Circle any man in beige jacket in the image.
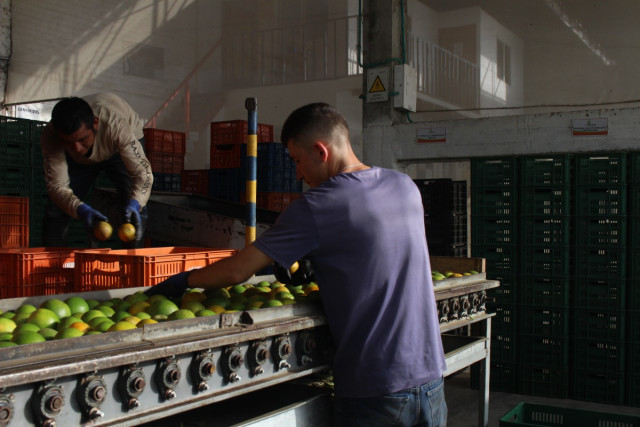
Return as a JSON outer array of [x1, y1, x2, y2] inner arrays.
[[41, 92, 153, 247]]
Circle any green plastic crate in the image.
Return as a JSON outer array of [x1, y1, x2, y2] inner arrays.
[[500, 402, 640, 426]]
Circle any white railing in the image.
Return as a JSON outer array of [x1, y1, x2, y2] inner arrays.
[[407, 33, 479, 109]]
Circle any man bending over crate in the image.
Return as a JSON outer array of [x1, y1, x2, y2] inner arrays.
[[41, 93, 153, 248]]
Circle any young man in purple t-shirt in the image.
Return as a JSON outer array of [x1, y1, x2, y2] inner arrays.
[[147, 103, 447, 426]]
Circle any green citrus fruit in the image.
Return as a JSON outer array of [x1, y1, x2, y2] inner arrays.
[[246, 300, 264, 310], [167, 309, 196, 321], [196, 309, 216, 317], [125, 291, 149, 304], [0, 332, 13, 341], [204, 295, 230, 309], [96, 305, 115, 318], [27, 308, 60, 329], [135, 311, 151, 320], [86, 299, 100, 309], [95, 319, 116, 333], [88, 316, 112, 329], [0, 317, 17, 333], [64, 296, 90, 315], [0, 341, 17, 347], [15, 304, 37, 316], [0, 311, 15, 319], [227, 302, 246, 311], [12, 331, 46, 345], [81, 309, 107, 323], [55, 327, 85, 340], [263, 299, 284, 308], [229, 284, 246, 295], [181, 301, 205, 313], [128, 301, 150, 315], [40, 299, 71, 319], [15, 322, 41, 334], [57, 316, 83, 331], [137, 318, 158, 326], [38, 328, 58, 340], [108, 321, 137, 332], [147, 299, 179, 317]]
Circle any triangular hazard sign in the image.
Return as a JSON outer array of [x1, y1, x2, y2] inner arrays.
[[369, 76, 386, 93]]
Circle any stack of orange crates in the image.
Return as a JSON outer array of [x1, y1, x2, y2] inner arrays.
[[143, 128, 186, 192]]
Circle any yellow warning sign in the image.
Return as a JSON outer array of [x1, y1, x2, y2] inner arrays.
[[369, 76, 386, 93]]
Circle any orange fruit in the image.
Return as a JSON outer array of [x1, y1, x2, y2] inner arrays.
[[69, 321, 91, 333], [118, 223, 136, 242], [137, 318, 158, 326], [93, 221, 113, 241]]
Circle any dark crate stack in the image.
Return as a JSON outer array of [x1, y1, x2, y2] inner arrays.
[[414, 179, 467, 257], [518, 156, 572, 399], [470, 158, 520, 393], [629, 152, 640, 407], [0, 117, 50, 247], [208, 121, 302, 211], [572, 154, 627, 405], [471, 153, 639, 407]]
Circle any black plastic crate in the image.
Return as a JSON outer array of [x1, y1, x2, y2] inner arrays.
[[628, 309, 640, 344], [572, 338, 625, 373], [472, 244, 518, 276], [519, 275, 570, 308], [520, 216, 571, 247], [575, 216, 627, 247], [472, 216, 517, 246], [486, 303, 517, 335], [573, 308, 625, 342], [574, 246, 627, 279], [570, 369, 625, 406], [521, 155, 573, 187], [520, 335, 569, 367], [521, 187, 571, 216], [520, 245, 571, 278], [519, 306, 569, 337], [471, 157, 519, 188], [575, 153, 627, 186], [491, 332, 518, 364], [487, 274, 518, 306], [575, 186, 627, 217], [470, 361, 518, 394], [518, 364, 569, 399], [574, 277, 626, 311], [471, 188, 518, 216]]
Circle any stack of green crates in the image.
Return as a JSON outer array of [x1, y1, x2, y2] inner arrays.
[[629, 152, 640, 407], [518, 156, 572, 398], [572, 154, 627, 405], [471, 157, 519, 393]]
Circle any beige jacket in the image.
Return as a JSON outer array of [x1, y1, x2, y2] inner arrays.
[[42, 92, 153, 218]]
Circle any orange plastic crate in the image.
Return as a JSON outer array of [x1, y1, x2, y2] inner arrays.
[[181, 169, 210, 195], [143, 128, 186, 153], [74, 247, 237, 292], [0, 248, 81, 298], [0, 196, 29, 248], [210, 120, 274, 145]]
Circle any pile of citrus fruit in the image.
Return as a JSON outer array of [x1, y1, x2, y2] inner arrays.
[[0, 280, 320, 347]]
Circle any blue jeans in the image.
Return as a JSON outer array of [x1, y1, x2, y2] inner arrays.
[[333, 376, 448, 426]]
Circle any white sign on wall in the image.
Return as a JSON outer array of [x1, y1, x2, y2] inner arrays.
[[572, 118, 608, 136], [417, 127, 447, 143]]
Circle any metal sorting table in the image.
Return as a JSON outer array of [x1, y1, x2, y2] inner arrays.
[[0, 272, 497, 427], [435, 272, 499, 427]]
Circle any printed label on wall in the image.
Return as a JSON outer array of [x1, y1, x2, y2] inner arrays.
[[417, 127, 447, 143], [572, 118, 608, 136]]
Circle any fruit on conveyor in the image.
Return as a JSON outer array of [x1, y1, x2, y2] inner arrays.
[[431, 270, 480, 281], [0, 280, 320, 348]]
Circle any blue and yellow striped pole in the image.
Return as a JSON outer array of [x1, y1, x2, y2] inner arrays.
[[245, 97, 258, 247]]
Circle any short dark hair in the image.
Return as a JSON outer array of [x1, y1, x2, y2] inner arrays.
[[51, 97, 95, 135], [280, 102, 349, 147]]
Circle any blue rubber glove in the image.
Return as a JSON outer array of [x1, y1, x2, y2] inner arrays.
[[274, 259, 315, 286], [124, 199, 142, 241], [145, 271, 190, 298], [77, 203, 108, 230]]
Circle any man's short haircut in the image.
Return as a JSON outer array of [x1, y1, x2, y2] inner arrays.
[[51, 97, 95, 135], [280, 102, 349, 148]]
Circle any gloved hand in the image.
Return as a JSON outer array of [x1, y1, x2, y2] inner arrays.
[[124, 199, 142, 242], [77, 203, 108, 230], [274, 259, 315, 287], [144, 271, 190, 298]]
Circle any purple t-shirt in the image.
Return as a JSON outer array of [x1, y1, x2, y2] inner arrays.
[[253, 167, 446, 398]]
